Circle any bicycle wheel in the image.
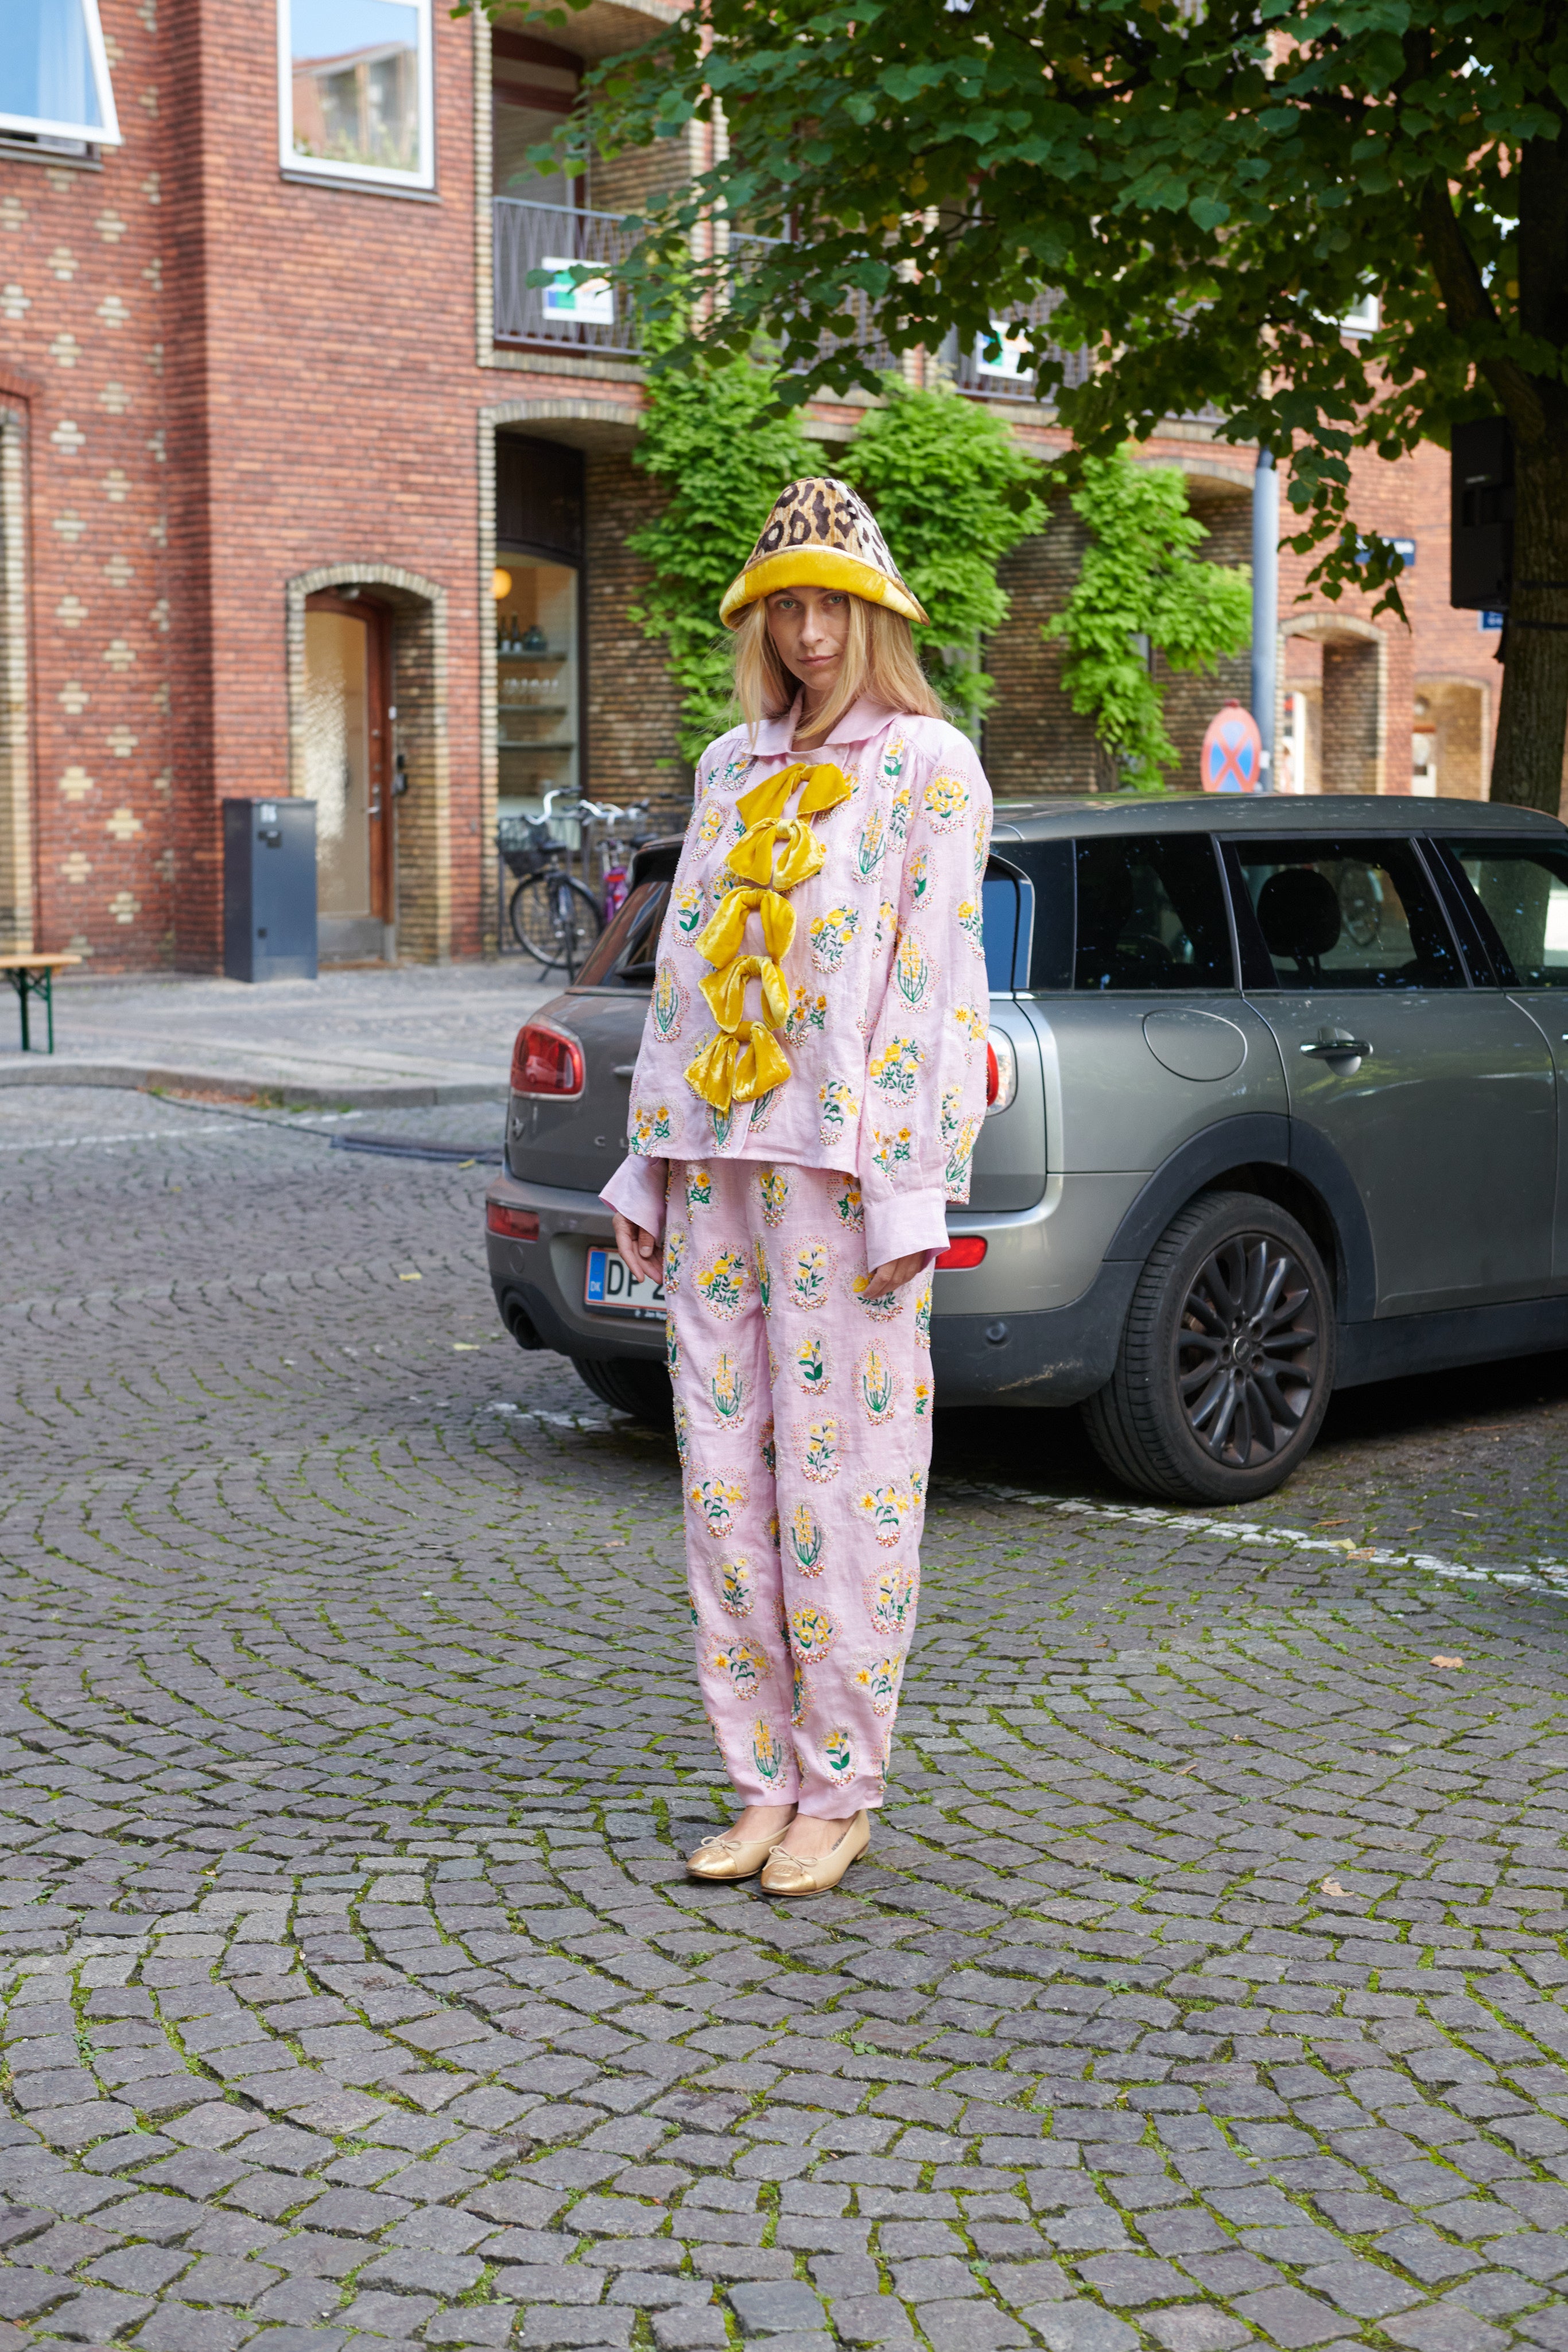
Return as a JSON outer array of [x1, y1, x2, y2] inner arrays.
[[510, 873, 601, 971]]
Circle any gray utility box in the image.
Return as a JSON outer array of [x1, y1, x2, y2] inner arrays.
[[223, 797, 318, 982]]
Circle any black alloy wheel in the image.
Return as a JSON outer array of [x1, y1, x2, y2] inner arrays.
[[1082, 1189, 1336, 1504]]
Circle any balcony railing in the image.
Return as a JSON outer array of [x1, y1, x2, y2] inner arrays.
[[494, 199, 644, 355], [492, 200, 1161, 413]]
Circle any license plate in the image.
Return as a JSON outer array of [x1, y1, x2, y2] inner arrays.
[[584, 1245, 665, 1317]]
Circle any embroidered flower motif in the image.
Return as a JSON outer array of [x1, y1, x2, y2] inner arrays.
[[752, 1237, 771, 1315], [872, 897, 899, 956], [857, 1346, 897, 1425], [715, 1556, 755, 1616], [888, 781, 912, 845], [973, 806, 992, 876], [651, 961, 685, 1041], [795, 1336, 829, 1394], [864, 1559, 919, 1637], [880, 732, 907, 785], [945, 1117, 981, 1194], [789, 1605, 838, 1664], [673, 1392, 689, 1469], [833, 1179, 864, 1230], [925, 773, 970, 831], [800, 1420, 840, 1484], [784, 986, 829, 1043], [855, 1653, 903, 1716], [747, 1085, 781, 1137], [788, 1239, 832, 1313], [850, 1270, 904, 1321], [791, 1656, 810, 1726], [696, 1248, 748, 1321], [915, 1283, 933, 1347], [665, 1315, 680, 1378], [857, 1481, 911, 1546], [855, 806, 886, 881], [672, 883, 705, 938], [913, 1376, 933, 1418], [631, 1102, 672, 1156], [823, 1725, 855, 1783], [686, 1165, 713, 1215], [710, 1352, 747, 1425], [712, 1637, 769, 1698], [760, 1417, 776, 1476], [908, 848, 931, 905], [871, 1126, 914, 1179], [662, 1228, 687, 1293], [788, 1502, 825, 1575], [952, 1002, 988, 1053], [710, 1101, 735, 1148], [809, 906, 860, 972], [752, 1717, 788, 1786], [695, 797, 731, 851], [895, 932, 934, 1008], [818, 1077, 858, 1148], [869, 1035, 923, 1100], [689, 1472, 748, 1539], [957, 899, 985, 958], [758, 1166, 791, 1227]]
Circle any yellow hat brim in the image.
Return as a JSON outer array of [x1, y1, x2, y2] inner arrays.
[[719, 546, 929, 630]]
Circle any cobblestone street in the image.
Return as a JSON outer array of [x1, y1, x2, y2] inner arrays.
[[5, 1084, 1568, 2352]]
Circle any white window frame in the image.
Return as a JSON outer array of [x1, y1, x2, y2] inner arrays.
[[277, 0, 435, 193], [0, 0, 122, 147]]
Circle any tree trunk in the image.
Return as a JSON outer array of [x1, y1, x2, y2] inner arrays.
[[1489, 425, 1568, 815]]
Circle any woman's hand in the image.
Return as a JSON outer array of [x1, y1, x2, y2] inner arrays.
[[860, 1251, 927, 1303], [612, 1211, 663, 1283]]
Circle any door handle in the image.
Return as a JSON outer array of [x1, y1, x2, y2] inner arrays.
[[1300, 1038, 1372, 1058]]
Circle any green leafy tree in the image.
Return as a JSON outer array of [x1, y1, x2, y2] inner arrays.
[[1045, 453, 1252, 790], [539, 0, 1568, 813], [626, 349, 813, 764], [835, 378, 1046, 726]]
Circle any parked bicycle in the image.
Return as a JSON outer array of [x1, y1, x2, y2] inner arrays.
[[497, 794, 603, 975], [577, 798, 650, 923]]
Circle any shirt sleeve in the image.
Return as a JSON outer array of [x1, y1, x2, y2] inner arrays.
[[856, 737, 993, 1271], [601, 1153, 668, 1242]]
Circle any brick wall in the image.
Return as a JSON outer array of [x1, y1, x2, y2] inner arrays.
[[584, 447, 689, 828]]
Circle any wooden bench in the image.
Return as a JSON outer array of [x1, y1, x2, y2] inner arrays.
[[0, 952, 83, 1053]]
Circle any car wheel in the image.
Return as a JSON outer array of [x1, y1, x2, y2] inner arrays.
[[571, 1354, 674, 1428], [1082, 1189, 1335, 1504]]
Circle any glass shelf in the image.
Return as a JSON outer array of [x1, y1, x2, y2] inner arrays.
[[498, 646, 568, 662]]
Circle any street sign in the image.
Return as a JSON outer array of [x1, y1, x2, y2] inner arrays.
[[1201, 702, 1264, 793]]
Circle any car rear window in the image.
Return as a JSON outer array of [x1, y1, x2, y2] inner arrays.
[[1440, 840, 1568, 988], [572, 876, 668, 987], [1231, 838, 1464, 991]]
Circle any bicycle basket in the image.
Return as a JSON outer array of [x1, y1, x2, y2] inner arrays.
[[496, 816, 550, 879]]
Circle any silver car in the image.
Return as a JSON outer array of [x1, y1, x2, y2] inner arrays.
[[486, 793, 1568, 1504]]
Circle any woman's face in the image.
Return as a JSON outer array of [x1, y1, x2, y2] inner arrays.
[[765, 584, 851, 702]]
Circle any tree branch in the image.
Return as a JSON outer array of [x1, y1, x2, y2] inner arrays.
[[1417, 175, 1546, 443]]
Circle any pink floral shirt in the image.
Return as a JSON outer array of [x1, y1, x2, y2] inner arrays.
[[601, 696, 993, 1268]]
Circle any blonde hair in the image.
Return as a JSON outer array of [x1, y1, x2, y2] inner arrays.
[[731, 594, 945, 743]]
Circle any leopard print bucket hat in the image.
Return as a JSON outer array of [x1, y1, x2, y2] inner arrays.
[[718, 476, 930, 629]]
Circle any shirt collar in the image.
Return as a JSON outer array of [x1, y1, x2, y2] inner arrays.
[[749, 695, 900, 762]]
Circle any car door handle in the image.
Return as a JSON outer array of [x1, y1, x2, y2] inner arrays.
[[1300, 1038, 1372, 1058]]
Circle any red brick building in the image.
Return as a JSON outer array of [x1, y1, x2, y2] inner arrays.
[[0, 0, 1509, 974]]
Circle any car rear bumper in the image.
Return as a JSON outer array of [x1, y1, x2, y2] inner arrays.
[[485, 1169, 1136, 1403]]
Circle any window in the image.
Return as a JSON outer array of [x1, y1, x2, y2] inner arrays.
[[1073, 835, 1233, 992], [1232, 839, 1464, 991], [573, 876, 670, 988], [1, 0, 121, 148], [492, 30, 579, 209], [1443, 841, 1568, 989], [278, 0, 433, 191]]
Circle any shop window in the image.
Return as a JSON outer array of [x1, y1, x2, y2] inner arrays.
[[279, 0, 434, 192], [1, 0, 121, 150], [495, 435, 584, 821], [492, 29, 580, 209]]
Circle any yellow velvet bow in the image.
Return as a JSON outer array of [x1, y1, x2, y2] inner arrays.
[[727, 762, 853, 890], [684, 760, 852, 1114], [701, 953, 790, 1033], [695, 886, 796, 966], [685, 1020, 791, 1107]]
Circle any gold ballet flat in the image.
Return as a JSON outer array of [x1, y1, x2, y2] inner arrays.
[[759, 1811, 870, 1897], [686, 1823, 793, 1881]]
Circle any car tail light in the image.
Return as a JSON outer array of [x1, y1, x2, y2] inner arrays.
[[934, 1236, 987, 1270], [487, 1203, 540, 1242], [985, 1033, 1017, 1113], [511, 1022, 584, 1097]]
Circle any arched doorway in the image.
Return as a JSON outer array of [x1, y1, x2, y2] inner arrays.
[[302, 590, 393, 962]]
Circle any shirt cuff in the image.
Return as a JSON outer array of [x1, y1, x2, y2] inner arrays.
[[601, 1154, 667, 1243], [863, 1188, 950, 1271]]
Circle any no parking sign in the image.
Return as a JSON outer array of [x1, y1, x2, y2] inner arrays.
[[1201, 701, 1264, 792]]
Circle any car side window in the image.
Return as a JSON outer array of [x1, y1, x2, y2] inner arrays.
[[1441, 841, 1568, 989], [572, 876, 669, 986], [1232, 839, 1464, 991], [1073, 835, 1233, 991]]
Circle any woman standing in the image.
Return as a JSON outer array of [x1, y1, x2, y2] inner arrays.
[[603, 478, 992, 1896]]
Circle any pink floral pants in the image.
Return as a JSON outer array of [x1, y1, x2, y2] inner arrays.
[[663, 1157, 934, 1817]]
